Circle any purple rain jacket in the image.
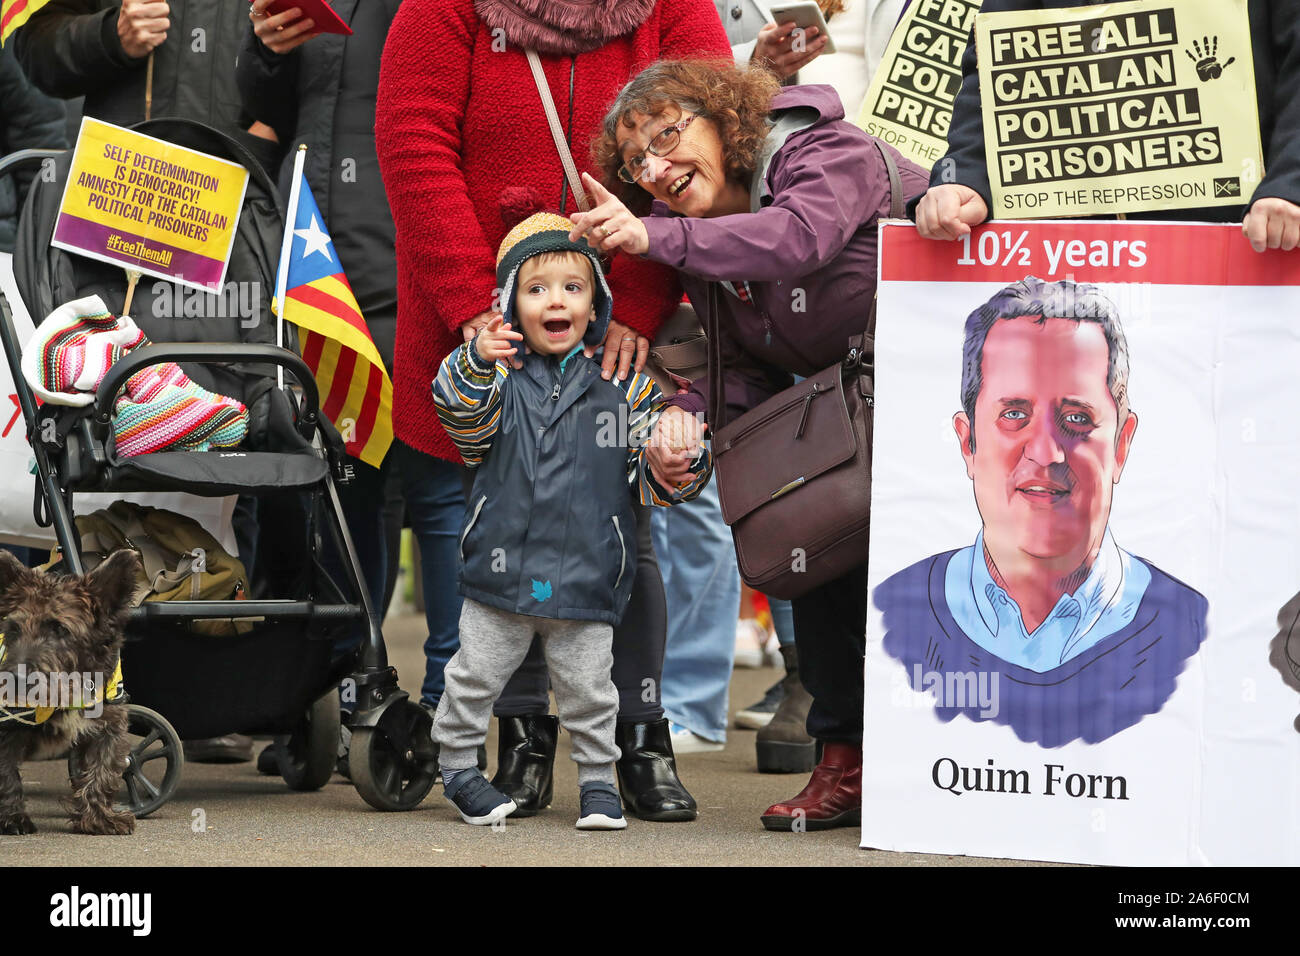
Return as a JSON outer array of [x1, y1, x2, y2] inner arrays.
[[641, 84, 930, 424]]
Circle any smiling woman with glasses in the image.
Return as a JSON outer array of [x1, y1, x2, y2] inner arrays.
[[574, 57, 932, 835], [618, 114, 695, 184]]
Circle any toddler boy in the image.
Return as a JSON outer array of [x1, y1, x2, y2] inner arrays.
[[431, 212, 711, 828]]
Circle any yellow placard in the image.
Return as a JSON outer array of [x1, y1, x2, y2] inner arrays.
[[976, 0, 1263, 218], [856, 0, 981, 170], [51, 117, 249, 292]]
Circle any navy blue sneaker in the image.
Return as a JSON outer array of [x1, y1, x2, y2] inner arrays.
[[444, 768, 517, 826], [576, 781, 627, 830]]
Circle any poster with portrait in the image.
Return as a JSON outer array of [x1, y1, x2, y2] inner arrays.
[[863, 221, 1300, 866]]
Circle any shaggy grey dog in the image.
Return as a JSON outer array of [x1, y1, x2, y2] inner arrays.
[[0, 549, 140, 835]]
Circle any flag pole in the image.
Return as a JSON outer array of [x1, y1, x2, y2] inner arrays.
[[144, 51, 153, 121], [274, 144, 307, 391], [120, 269, 141, 318]]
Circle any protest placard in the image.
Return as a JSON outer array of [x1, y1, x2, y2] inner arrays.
[[975, 0, 1263, 218], [51, 118, 249, 293], [856, 0, 979, 170], [863, 220, 1300, 865]]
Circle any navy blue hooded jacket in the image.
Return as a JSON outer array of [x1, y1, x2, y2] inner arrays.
[[433, 307, 711, 626]]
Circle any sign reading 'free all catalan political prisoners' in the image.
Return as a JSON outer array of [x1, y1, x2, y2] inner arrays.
[[856, 0, 981, 170], [976, 0, 1264, 219], [51, 117, 248, 292], [865, 221, 1300, 866]]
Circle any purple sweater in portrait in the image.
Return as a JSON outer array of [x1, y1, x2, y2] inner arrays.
[[875, 550, 1209, 748]]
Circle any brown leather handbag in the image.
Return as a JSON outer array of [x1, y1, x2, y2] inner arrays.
[[704, 138, 903, 600], [644, 303, 708, 393]]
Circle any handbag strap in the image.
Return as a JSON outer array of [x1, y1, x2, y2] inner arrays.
[[526, 49, 590, 212], [876, 137, 905, 221], [705, 136, 903, 432], [862, 137, 903, 346], [707, 282, 726, 431]]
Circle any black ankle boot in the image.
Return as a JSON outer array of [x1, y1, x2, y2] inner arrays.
[[490, 715, 557, 817], [615, 719, 698, 822]]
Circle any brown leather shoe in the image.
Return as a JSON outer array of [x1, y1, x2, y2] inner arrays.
[[759, 741, 861, 831]]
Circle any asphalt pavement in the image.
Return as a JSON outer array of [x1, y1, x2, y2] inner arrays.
[[4, 610, 1040, 867]]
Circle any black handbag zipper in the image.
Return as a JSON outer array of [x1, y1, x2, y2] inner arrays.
[[795, 382, 820, 438]]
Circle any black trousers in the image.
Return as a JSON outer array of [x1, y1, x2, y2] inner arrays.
[[456, 467, 669, 723], [790, 560, 869, 743]]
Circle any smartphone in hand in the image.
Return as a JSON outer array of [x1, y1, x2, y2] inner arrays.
[[264, 0, 352, 36], [764, 1, 837, 54]]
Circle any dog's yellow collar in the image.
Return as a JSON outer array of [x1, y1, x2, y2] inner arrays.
[[0, 633, 123, 724]]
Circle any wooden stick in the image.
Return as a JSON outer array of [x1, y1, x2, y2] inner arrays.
[[144, 51, 154, 122], [121, 270, 142, 319]]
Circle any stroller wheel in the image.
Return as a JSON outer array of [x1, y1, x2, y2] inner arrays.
[[279, 690, 341, 791], [350, 698, 438, 811], [68, 704, 184, 819]]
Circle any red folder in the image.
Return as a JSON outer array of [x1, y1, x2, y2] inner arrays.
[[264, 0, 352, 36]]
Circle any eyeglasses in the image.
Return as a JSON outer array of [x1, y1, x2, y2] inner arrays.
[[618, 114, 695, 185]]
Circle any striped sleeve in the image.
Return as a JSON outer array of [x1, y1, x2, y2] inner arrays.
[[431, 340, 510, 467], [620, 371, 713, 506]]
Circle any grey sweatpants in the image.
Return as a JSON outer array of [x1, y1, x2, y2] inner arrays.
[[433, 598, 619, 784]]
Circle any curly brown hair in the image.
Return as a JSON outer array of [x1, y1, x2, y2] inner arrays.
[[591, 59, 782, 215]]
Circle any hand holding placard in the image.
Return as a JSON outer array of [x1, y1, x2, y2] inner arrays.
[[1243, 197, 1300, 253], [915, 183, 990, 241], [116, 0, 169, 59]]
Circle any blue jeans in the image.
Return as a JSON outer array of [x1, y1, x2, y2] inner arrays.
[[652, 477, 741, 743], [770, 596, 795, 647], [393, 441, 466, 709]]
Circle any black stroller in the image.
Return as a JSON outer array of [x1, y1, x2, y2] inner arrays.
[[0, 120, 436, 814]]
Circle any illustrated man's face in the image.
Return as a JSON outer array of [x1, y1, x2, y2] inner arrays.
[[953, 316, 1138, 570]]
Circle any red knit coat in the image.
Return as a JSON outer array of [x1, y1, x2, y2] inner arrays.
[[375, 0, 731, 461]]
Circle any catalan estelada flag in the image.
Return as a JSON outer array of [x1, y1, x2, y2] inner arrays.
[[1, 0, 50, 44], [274, 148, 393, 469]]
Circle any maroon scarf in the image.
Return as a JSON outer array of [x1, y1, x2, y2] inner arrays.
[[474, 0, 657, 54]]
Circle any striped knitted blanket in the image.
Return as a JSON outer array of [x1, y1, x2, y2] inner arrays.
[[23, 295, 248, 457], [114, 361, 248, 456]]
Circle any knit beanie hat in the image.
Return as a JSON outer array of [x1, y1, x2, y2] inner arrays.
[[495, 212, 613, 347], [22, 295, 248, 456], [21, 295, 146, 407]]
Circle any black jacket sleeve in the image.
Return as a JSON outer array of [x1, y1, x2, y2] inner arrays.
[[1, 59, 67, 191], [235, 22, 301, 143], [13, 0, 144, 99], [1251, 0, 1300, 207], [0, 48, 68, 251], [0, 49, 68, 161]]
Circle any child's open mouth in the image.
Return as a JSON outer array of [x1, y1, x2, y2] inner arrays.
[[543, 319, 572, 339]]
